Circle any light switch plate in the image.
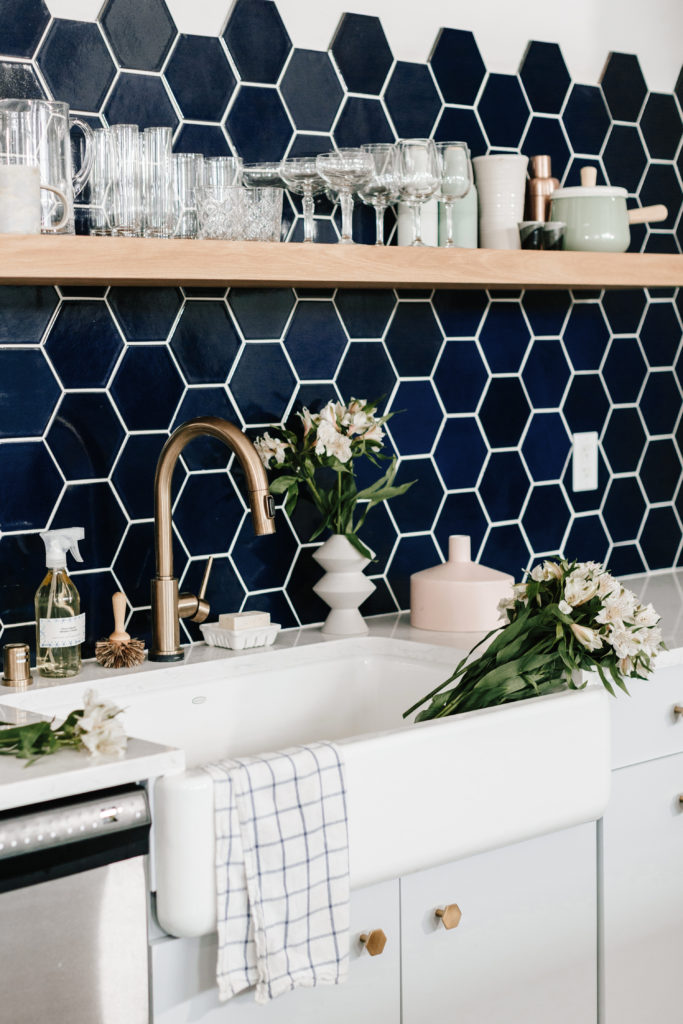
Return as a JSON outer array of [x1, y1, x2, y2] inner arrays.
[[572, 431, 599, 492]]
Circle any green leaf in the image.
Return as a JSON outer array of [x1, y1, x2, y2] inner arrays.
[[268, 475, 298, 494]]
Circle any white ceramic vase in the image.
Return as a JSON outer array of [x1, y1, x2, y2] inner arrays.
[[312, 534, 376, 636], [472, 154, 529, 249]]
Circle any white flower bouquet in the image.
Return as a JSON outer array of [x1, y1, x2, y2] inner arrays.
[[0, 689, 127, 765], [405, 559, 665, 721], [255, 398, 414, 558]]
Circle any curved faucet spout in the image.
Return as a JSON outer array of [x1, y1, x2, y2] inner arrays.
[[150, 416, 275, 662]]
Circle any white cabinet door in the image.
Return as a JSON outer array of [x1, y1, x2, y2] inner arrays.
[[601, 752, 683, 1024], [150, 878, 400, 1024], [401, 823, 597, 1024]]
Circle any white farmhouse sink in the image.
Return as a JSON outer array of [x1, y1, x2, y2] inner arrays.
[[3, 635, 611, 939]]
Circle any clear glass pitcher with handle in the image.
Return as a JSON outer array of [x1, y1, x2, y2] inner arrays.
[[0, 99, 93, 234]]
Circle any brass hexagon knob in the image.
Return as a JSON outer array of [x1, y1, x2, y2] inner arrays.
[[359, 929, 387, 956], [435, 904, 462, 929], [674, 705, 683, 715]]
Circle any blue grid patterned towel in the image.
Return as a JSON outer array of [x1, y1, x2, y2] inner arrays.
[[204, 742, 350, 1005]]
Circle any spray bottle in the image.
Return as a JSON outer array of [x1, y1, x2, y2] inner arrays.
[[35, 527, 85, 678]]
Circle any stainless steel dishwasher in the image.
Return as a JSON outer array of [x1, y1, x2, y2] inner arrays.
[[0, 784, 151, 1024]]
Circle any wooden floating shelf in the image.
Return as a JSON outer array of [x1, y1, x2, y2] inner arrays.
[[1, 235, 682, 290]]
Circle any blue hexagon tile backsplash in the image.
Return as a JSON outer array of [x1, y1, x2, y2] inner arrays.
[[1, 0, 683, 660]]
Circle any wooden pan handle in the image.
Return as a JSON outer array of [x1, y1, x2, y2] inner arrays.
[[628, 204, 668, 225], [110, 591, 131, 643]]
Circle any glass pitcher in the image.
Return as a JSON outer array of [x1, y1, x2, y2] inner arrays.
[[0, 99, 93, 234]]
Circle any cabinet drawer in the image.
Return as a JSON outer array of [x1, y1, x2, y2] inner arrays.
[[601, 751, 683, 1023], [610, 664, 683, 769], [150, 879, 400, 1024]]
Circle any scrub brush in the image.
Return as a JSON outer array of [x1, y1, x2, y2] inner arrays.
[[95, 591, 145, 669]]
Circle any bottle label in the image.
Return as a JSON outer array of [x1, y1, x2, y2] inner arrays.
[[39, 614, 86, 649]]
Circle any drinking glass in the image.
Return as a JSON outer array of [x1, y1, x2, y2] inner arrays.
[[279, 157, 325, 243], [396, 138, 440, 246], [88, 127, 113, 235], [242, 162, 284, 188], [241, 187, 283, 241], [110, 124, 142, 237], [172, 152, 204, 238], [204, 156, 242, 187], [358, 143, 399, 245], [195, 185, 243, 239], [436, 141, 472, 248], [142, 126, 173, 238], [315, 148, 373, 244]]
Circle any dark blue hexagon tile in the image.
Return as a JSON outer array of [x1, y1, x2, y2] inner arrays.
[[433, 107, 487, 157], [479, 302, 530, 374], [479, 378, 530, 449], [522, 484, 570, 553], [233, 510, 296, 591], [603, 125, 647, 195], [479, 451, 529, 523], [224, 0, 291, 84], [336, 341, 396, 413], [434, 417, 487, 489], [387, 534, 442, 610], [228, 288, 295, 339], [434, 340, 488, 414], [639, 303, 681, 367], [429, 28, 485, 106], [640, 93, 682, 161], [564, 515, 609, 564], [333, 96, 394, 149], [603, 476, 647, 543], [335, 289, 395, 339], [384, 62, 441, 139], [331, 13, 392, 95], [562, 374, 610, 434], [562, 303, 609, 371], [0, 533, 45, 624], [174, 124, 232, 157], [603, 408, 647, 473], [477, 74, 529, 149], [111, 346, 184, 431], [112, 432, 175, 521], [0, 60, 46, 99], [229, 342, 295, 423], [387, 381, 441, 457], [0, 349, 59, 438], [165, 34, 236, 122], [521, 338, 570, 409], [384, 302, 442, 377], [521, 117, 570, 182], [102, 0, 176, 71], [640, 371, 681, 436], [46, 393, 124, 481], [641, 507, 681, 570], [480, 523, 530, 580], [0, 441, 62, 531], [602, 338, 647, 403], [521, 412, 570, 481], [108, 287, 182, 342], [51, 482, 125, 570], [104, 72, 179, 132], [432, 290, 488, 337], [37, 20, 115, 112], [562, 85, 610, 155], [226, 85, 292, 163], [283, 301, 347, 380], [640, 164, 682, 230], [641, 439, 681, 503], [281, 49, 343, 132], [170, 301, 241, 384], [45, 301, 123, 388], [601, 52, 647, 122], [172, 388, 242, 470], [520, 41, 570, 115], [0, 0, 49, 58], [434, 491, 488, 563]]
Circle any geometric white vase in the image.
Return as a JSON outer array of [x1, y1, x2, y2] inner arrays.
[[312, 533, 376, 636]]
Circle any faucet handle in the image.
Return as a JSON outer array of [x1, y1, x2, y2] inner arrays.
[[178, 556, 214, 624]]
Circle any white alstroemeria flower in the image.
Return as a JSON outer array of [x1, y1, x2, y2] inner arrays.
[[318, 400, 345, 431], [570, 622, 603, 651], [362, 421, 385, 444], [606, 624, 642, 660], [316, 419, 352, 463], [564, 576, 599, 607], [512, 583, 529, 603], [638, 625, 662, 657], [596, 591, 636, 625], [558, 600, 573, 615], [618, 656, 634, 675], [298, 406, 315, 436], [497, 595, 516, 618], [78, 690, 127, 759], [596, 572, 619, 599], [530, 560, 563, 582], [633, 602, 660, 628], [254, 431, 290, 468]]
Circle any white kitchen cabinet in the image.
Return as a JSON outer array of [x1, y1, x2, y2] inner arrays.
[[601, 751, 683, 1023], [150, 878, 400, 1024], [401, 823, 598, 1024]]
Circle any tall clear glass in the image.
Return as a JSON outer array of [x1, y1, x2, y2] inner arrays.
[[358, 143, 399, 245], [315, 148, 373, 244], [204, 155, 242, 187], [110, 124, 142, 237], [88, 128, 113, 235], [436, 141, 472, 248], [280, 157, 325, 243], [142, 126, 173, 238], [172, 152, 204, 238], [396, 138, 440, 246]]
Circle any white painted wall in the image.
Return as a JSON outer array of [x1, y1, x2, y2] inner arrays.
[[44, 0, 683, 93]]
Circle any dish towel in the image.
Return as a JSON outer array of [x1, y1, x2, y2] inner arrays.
[[204, 742, 350, 1005]]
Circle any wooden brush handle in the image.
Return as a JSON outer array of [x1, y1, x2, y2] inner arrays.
[[110, 591, 131, 643]]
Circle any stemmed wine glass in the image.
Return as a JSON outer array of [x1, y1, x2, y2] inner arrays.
[[396, 138, 440, 246], [358, 143, 399, 245], [315, 148, 373, 244], [279, 157, 325, 243], [436, 141, 472, 248]]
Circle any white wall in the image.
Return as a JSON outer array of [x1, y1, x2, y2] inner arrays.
[[45, 0, 683, 93]]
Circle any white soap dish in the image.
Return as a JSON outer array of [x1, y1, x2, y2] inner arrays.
[[200, 622, 281, 651]]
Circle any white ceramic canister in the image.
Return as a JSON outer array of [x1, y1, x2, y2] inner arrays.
[[472, 154, 528, 249]]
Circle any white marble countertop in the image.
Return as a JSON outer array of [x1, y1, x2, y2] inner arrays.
[[1, 567, 680, 813]]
